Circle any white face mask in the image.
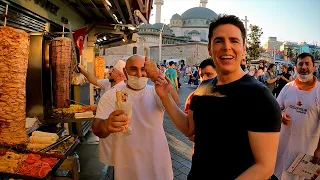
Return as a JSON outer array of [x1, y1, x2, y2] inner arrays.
[[297, 73, 313, 82], [127, 74, 148, 90]]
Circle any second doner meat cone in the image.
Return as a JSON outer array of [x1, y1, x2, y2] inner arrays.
[[51, 37, 72, 108], [0, 26, 29, 145]]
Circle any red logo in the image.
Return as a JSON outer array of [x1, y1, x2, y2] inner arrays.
[[297, 101, 302, 106]]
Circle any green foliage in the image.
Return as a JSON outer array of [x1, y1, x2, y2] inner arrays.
[[247, 24, 263, 60]]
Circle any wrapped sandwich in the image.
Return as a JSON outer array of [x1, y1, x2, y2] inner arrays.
[[115, 90, 132, 136]]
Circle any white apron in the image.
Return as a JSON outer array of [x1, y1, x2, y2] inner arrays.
[[275, 81, 320, 180]]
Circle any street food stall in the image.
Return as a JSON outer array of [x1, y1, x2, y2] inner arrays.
[[0, 0, 152, 179]]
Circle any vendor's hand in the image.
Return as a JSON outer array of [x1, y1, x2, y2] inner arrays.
[[103, 110, 130, 133], [311, 148, 320, 164], [145, 56, 161, 81], [280, 75, 285, 80], [77, 64, 84, 73], [90, 104, 97, 112], [282, 112, 291, 125], [155, 75, 172, 98]]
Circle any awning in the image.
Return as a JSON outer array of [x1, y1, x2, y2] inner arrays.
[[64, 0, 153, 46]]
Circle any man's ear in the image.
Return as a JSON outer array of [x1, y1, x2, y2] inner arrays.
[[243, 44, 247, 57], [208, 43, 212, 57]]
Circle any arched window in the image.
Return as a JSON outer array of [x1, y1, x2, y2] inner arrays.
[[184, 30, 189, 36], [201, 30, 206, 40], [133, 46, 137, 54], [188, 20, 191, 24]]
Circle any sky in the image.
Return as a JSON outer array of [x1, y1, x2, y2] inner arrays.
[[149, 0, 320, 45]]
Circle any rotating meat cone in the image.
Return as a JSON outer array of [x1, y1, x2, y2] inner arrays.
[[51, 37, 72, 108], [94, 56, 106, 79], [0, 26, 29, 145]]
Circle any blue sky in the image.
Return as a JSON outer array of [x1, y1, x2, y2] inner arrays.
[[149, 0, 320, 45]]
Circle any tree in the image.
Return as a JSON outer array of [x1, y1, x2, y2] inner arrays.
[[247, 24, 263, 61], [286, 47, 294, 59], [291, 49, 299, 64]]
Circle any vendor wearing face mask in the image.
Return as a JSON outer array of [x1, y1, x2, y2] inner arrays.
[[92, 55, 179, 180], [273, 53, 320, 180]]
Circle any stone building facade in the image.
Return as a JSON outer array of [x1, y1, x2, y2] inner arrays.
[[149, 43, 209, 65]]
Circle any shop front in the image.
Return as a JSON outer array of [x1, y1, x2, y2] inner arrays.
[[0, 0, 152, 179]]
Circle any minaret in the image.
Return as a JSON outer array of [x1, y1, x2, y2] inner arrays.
[[154, 0, 164, 23], [200, 0, 207, 8]]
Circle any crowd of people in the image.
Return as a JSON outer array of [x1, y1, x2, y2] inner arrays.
[[77, 14, 320, 180]]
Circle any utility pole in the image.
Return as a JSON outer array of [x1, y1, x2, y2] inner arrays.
[[241, 16, 249, 33]]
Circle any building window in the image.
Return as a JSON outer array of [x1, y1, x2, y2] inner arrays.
[[133, 46, 137, 54], [201, 30, 206, 40]]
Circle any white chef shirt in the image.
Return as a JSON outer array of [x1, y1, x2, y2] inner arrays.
[[95, 85, 173, 180], [97, 79, 112, 91]]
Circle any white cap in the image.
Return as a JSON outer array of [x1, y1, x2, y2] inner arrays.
[[114, 60, 126, 74]]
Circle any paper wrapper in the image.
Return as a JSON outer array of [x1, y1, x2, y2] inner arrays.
[[114, 101, 132, 137]]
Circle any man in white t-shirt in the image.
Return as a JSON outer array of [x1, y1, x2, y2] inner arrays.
[[274, 53, 320, 180], [92, 55, 179, 180]]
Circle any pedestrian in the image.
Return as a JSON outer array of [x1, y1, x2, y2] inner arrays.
[[273, 64, 292, 97], [165, 61, 179, 90], [184, 58, 217, 114], [153, 14, 282, 180], [92, 55, 179, 180], [273, 53, 320, 180], [264, 63, 280, 94], [184, 58, 217, 154]]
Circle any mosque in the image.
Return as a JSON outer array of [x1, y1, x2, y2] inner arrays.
[[100, 0, 219, 65]]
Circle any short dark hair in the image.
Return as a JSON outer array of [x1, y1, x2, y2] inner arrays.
[[296, 52, 315, 66], [169, 61, 175, 66], [208, 14, 246, 44], [268, 63, 276, 70], [199, 58, 216, 69]]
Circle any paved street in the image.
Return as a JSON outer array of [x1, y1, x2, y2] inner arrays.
[[76, 82, 195, 180]]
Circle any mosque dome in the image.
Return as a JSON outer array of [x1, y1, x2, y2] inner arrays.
[[171, 13, 181, 20], [181, 7, 217, 20]]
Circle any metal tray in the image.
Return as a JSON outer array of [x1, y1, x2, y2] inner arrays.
[[0, 137, 80, 180]]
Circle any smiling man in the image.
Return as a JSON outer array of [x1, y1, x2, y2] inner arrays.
[[152, 15, 282, 180]]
